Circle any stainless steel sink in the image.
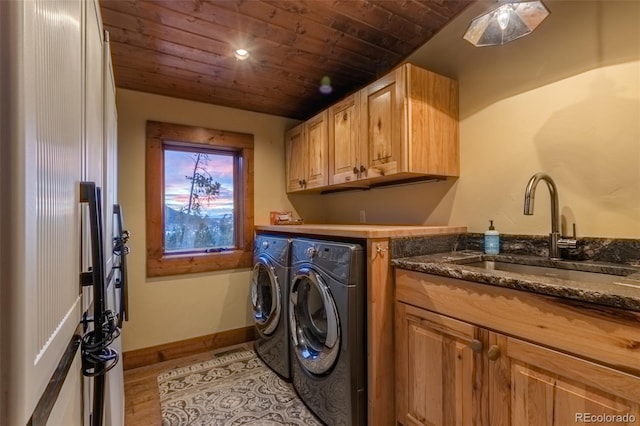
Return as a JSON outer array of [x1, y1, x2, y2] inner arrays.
[[464, 260, 633, 284]]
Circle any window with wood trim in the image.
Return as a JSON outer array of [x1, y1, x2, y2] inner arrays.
[[146, 121, 254, 277]]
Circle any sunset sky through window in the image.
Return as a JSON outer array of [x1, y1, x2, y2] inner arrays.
[[164, 149, 235, 218]]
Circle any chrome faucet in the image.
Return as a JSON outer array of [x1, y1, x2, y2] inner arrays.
[[524, 172, 577, 259]]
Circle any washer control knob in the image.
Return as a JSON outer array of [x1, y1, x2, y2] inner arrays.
[[261, 240, 269, 250], [305, 246, 318, 259]]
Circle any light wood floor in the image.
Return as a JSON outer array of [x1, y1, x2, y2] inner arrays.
[[124, 342, 253, 425]]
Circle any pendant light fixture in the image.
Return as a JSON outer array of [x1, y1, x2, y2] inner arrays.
[[463, 0, 550, 47]]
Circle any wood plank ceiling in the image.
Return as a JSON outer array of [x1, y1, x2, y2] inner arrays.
[[100, 0, 475, 120]]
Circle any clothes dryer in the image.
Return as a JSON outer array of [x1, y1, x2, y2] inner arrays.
[[251, 234, 291, 379], [289, 238, 366, 426]]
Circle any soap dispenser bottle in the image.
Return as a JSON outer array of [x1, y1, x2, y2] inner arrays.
[[484, 220, 500, 255]]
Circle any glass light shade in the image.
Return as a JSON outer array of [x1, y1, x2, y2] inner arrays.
[[463, 1, 550, 47]]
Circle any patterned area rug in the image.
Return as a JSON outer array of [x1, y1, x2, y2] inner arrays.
[[157, 348, 323, 425]]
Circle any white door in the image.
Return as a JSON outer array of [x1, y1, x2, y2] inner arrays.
[[0, 0, 121, 424], [1, 0, 84, 424], [102, 27, 125, 426]]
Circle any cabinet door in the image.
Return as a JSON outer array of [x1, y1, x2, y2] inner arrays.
[[285, 123, 307, 192], [490, 333, 640, 426], [405, 64, 459, 176], [305, 110, 328, 189], [396, 303, 486, 426], [361, 66, 405, 179], [329, 93, 360, 184]]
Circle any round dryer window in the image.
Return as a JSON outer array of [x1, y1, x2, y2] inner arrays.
[[251, 259, 281, 336], [289, 267, 340, 375]]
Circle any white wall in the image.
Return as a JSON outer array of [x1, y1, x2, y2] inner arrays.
[[451, 61, 639, 237], [117, 89, 298, 351], [299, 0, 640, 239]]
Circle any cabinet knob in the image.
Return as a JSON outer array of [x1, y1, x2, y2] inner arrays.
[[298, 180, 303, 187], [470, 339, 483, 353], [360, 165, 366, 174], [487, 345, 501, 361], [353, 167, 359, 175], [343, 112, 349, 121]]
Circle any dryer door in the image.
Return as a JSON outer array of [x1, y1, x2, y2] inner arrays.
[[251, 257, 281, 336], [289, 267, 340, 375]]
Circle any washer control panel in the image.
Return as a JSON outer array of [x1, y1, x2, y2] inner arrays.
[[254, 235, 290, 264], [305, 246, 319, 259]]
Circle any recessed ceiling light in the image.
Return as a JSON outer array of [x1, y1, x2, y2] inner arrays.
[[234, 49, 250, 60]]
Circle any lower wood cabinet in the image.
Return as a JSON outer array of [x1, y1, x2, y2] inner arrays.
[[396, 303, 485, 426], [395, 271, 640, 426], [493, 334, 640, 426]]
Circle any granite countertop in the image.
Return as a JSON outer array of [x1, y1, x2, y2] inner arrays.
[[392, 250, 640, 312]]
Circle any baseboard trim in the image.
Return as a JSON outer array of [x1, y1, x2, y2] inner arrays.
[[122, 325, 257, 370]]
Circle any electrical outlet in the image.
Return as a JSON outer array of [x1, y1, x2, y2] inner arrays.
[[359, 210, 366, 224]]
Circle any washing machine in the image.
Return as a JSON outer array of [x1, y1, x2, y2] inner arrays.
[[251, 234, 291, 379], [289, 238, 366, 426]]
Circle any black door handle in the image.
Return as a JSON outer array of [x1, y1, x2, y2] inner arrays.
[[113, 204, 129, 327]]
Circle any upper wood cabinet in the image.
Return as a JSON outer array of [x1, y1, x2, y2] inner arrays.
[[328, 93, 362, 185], [285, 122, 306, 192], [285, 110, 328, 192], [290, 63, 459, 192], [359, 66, 405, 181], [360, 63, 460, 181], [344, 64, 460, 183]]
